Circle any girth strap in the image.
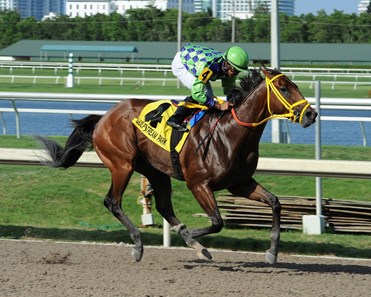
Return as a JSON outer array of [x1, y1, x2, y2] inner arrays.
[[170, 129, 185, 181]]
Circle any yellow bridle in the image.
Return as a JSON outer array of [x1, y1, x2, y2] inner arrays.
[[231, 74, 310, 127]]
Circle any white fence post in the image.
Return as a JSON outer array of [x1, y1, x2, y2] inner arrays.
[[303, 81, 325, 235], [163, 218, 171, 247]]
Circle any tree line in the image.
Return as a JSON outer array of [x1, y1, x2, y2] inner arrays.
[[1, 6, 371, 49]]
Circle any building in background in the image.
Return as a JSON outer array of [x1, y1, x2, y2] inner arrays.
[[358, 0, 370, 13], [47, 0, 65, 17], [66, 0, 169, 17], [167, 0, 294, 20], [0, 0, 20, 11], [107, 0, 168, 16], [67, 0, 295, 20], [0, 0, 65, 20], [166, 0, 198, 14], [6, 0, 369, 21], [218, 0, 294, 21], [0, 0, 14, 11], [66, 0, 113, 17]]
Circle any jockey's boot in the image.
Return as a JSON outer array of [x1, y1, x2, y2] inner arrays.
[[166, 106, 192, 132]]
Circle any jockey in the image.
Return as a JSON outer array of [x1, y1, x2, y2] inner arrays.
[[167, 43, 249, 131]]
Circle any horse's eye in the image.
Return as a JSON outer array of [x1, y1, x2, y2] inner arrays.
[[280, 87, 287, 93]]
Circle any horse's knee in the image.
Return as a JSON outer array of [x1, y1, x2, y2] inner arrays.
[[272, 198, 281, 213], [104, 196, 120, 214], [104, 196, 113, 210], [266, 195, 280, 211], [211, 217, 224, 233]]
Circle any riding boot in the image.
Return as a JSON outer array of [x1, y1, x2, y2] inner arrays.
[[166, 105, 193, 132]]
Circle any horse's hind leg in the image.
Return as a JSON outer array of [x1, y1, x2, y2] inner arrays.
[[228, 178, 281, 265], [104, 169, 143, 262]]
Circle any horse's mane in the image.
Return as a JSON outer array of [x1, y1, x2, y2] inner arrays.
[[228, 67, 281, 107]]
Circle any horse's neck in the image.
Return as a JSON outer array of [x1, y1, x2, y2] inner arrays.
[[197, 83, 269, 157], [236, 83, 269, 127]]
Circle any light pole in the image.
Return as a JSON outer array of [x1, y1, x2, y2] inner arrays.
[[231, 0, 235, 43], [177, 0, 182, 53], [176, 0, 183, 89], [270, 0, 282, 143]]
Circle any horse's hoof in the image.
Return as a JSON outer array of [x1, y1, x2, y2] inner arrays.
[[131, 247, 143, 262], [265, 250, 277, 265], [196, 248, 212, 261]]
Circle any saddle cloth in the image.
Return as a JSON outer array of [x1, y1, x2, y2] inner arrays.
[[132, 100, 205, 153]]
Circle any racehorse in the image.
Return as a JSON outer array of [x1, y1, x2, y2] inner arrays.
[[36, 67, 317, 265]]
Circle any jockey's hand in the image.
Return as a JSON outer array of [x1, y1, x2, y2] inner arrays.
[[215, 101, 232, 111]]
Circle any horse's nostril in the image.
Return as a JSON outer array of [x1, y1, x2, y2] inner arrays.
[[307, 111, 317, 119]]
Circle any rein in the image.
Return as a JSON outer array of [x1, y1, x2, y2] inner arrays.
[[193, 111, 225, 154], [231, 74, 310, 128]]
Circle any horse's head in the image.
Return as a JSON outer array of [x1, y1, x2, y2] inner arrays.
[[262, 67, 317, 128]]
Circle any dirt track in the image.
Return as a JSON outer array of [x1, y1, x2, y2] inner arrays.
[[0, 239, 370, 297]]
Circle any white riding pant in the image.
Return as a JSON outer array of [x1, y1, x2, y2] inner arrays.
[[171, 52, 214, 99]]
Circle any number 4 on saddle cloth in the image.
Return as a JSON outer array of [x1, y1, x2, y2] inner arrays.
[[132, 100, 207, 154]]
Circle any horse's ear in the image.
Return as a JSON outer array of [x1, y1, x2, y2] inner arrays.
[[259, 62, 272, 77], [259, 61, 266, 68], [261, 67, 270, 78], [260, 66, 282, 79]]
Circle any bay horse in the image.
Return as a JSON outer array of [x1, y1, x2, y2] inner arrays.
[[36, 67, 317, 265]]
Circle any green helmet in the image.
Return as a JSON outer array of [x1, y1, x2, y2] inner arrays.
[[225, 46, 249, 72]]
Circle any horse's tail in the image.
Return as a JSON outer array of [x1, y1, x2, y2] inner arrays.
[[35, 115, 102, 169]]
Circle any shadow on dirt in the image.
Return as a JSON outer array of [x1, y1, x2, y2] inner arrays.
[[182, 259, 371, 275], [1, 225, 370, 261]]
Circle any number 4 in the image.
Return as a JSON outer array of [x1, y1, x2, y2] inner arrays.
[[198, 67, 213, 83]]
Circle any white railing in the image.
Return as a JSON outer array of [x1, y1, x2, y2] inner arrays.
[[1, 61, 371, 73], [0, 75, 178, 87], [1, 148, 370, 178], [1, 61, 371, 81], [280, 66, 371, 74], [0, 61, 172, 75], [1, 75, 370, 91]]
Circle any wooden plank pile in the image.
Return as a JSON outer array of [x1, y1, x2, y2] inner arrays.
[[214, 195, 371, 233], [324, 199, 371, 233]]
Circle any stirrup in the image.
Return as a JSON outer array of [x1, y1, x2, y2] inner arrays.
[[177, 124, 189, 132], [167, 119, 188, 132]]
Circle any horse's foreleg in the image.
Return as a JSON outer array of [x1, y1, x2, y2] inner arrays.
[[169, 184, 223, 260], [228, 179, 281, 265], [144, 170, 212, 260], [104, 170, 143, 262], [188, 184, 224, 238]]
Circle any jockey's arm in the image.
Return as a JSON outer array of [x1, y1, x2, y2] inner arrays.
[[191, 79, 232, 111], [191, 79, 209, 105]]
